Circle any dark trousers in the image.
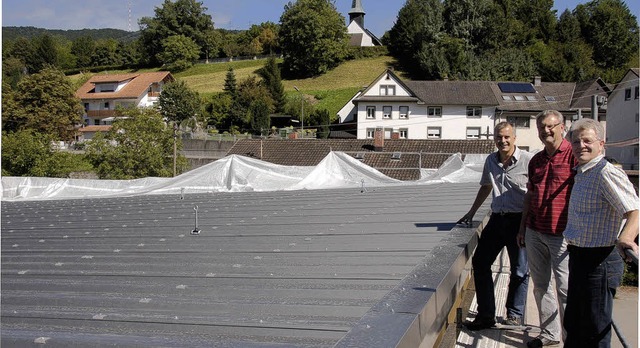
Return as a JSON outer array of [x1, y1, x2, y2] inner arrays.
[[564, 245, 624, 348], [472, 212, 529, 319]]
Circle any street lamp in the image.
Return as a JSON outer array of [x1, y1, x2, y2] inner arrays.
[[293, 86, 304, 137]]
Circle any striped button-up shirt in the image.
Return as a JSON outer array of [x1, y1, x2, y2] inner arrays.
[[564, 156, 639, 247]]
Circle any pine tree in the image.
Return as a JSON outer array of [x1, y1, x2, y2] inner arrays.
[[257, 57, 286, 113], [223, 67, 237, 99]]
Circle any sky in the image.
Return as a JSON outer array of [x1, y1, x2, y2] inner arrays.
[[1, 0, 639, 39]]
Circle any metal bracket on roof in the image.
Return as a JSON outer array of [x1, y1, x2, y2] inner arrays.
[[180, 187, 185, 200], [191, 205, 200, 235], [360, 179, 367, 193]]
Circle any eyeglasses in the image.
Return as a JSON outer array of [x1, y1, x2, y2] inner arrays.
[[538, 123, 562, 131]]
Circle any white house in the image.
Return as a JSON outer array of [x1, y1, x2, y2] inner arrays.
[[339, 69, 610, 152], [604, 68, 639, 169], [346, 0, 381, 47], [75, 71, 175, 128]]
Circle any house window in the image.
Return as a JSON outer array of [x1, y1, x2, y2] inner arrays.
[[466, 106, 482, 118], [366, 128, 375, 138], [104, 102, 109, 109], [84, 103, 89, 111], [94, 119, 100, 125], [427, 127, 441, 139], [635, 86, 639, 99], [428, 106, 442, 117], [380, 85, 396, 96], [625, 88, 632, 101], [383, 106, 392, 119], [518, 146, 530, 151], [502, 95, 512, 101], [507, 116, 530, 128], [399, 106, 409, 119], [366, 106, 376, 119], [514, 95, 525, 101], [526, 96, 537, 101], [99, 83, 115, 92], [399, 128, 408, 139], [466, 127, 481, 139]]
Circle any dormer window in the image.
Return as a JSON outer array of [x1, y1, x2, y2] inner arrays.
[[380, 85, 396, 96], [97, 83, 116, 92]]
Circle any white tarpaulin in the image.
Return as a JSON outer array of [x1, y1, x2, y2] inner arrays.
[[1, 151, 487, 201]]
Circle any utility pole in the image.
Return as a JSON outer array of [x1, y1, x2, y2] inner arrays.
[[293, 86, 304, 138]]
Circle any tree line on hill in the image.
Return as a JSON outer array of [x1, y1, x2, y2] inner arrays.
[[385, 0, 638, 84], [3, 0, 638, 82], [1, 0, 638, 180]]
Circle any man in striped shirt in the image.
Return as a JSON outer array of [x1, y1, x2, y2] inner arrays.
[[517, 110, 578, 348], [562, 118, 638, 348]]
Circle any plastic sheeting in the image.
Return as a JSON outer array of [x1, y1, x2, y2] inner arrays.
[[1, 151, 488, 201]]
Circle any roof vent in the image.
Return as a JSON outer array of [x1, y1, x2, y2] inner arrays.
[[391, 152, 401, 160], [355, 152, 365, 160]]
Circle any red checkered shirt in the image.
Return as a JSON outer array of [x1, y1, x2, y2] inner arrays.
[[525, 139, 578, 235]]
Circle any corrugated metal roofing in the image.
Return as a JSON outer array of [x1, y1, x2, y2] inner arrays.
[[1, 183, 487, 347]]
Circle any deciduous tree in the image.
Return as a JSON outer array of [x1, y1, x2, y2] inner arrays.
[[3, 67, 83, 141], [279, 0, 349, 78], [85, 107, 186, 179], [575, 0, 639, 81], [138, 0, 215, 66], [158, 80, 201, 124], [156, 34, 200, 71]]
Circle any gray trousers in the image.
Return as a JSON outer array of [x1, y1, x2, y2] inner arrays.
[[525, 227, 569, 341]]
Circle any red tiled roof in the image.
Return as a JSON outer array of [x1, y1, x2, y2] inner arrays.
[[226, 139, 495, 180], [75, 71, 174, 100]]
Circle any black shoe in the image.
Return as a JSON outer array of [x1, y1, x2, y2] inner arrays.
[[464, 316, 496, 331], [527, 337, 560, 348]]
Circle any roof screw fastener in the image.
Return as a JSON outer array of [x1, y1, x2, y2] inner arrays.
[[191, 205, 200, 235]]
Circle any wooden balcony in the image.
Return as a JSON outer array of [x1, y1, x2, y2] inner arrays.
[[86, 110, 117, 118]]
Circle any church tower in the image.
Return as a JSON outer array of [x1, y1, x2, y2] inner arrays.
[[348, 0, 365, 28]]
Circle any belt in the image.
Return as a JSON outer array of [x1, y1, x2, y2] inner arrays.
[[492, 212, 522, 216]]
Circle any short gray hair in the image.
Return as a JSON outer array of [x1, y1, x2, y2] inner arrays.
[[537, 110, 564, 124], [495, 121, 516, 136], [569, 118, 605, 141]]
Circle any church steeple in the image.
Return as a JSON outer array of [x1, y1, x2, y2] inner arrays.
[[348, 0, 365, 28]]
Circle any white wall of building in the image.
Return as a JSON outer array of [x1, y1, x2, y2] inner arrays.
[[605, 70, 639, 169], [347, 21, 375, 47]]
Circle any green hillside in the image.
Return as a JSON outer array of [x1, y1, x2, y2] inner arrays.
[[71, 55, 399, 116], [176, 55, 398, 115]]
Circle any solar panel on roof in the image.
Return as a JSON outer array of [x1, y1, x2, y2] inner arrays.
[[498, 82, 536, 93]]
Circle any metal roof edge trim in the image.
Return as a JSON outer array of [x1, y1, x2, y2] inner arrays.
[[333, 208, 491, 348]]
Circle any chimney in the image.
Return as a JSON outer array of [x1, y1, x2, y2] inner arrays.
[[374, 127, 384, 151], [533, 76, 542, 86]]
